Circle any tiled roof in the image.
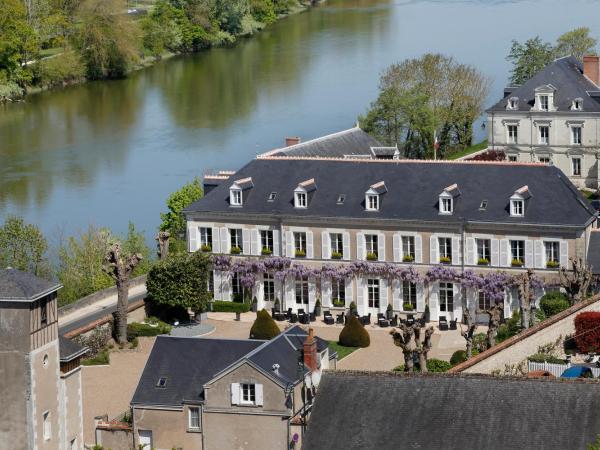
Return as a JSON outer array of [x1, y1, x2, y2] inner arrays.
[[59, 336, 88, 362], [303, 371, 600, 450], [0, 268, 61, 301]]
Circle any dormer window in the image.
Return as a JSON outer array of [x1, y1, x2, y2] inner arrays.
[[572, 98, 583, 111], [539, 95, 549, 111], [229, 177, 253, 207], [533, 85, 556, 112], [510, 186, 530, 217], [294, 178, 316, 209], [366, 194, 379, 211], [365, 181, 387, 211], [230, 189, 242, 206], [507, 97, 519, 110], [439, 184, 459, 215], [440, 197, 453, 214], [295, 191, 307, 208]]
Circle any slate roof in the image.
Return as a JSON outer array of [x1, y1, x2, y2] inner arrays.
[[587, 230, 600, 274], [303, 371, 600, 450], [59, 336, 88, 362], [185, 158, 596, 227], [263, 127, 381, 158], [487, 56, 600, 113], [0, 268, 61, 302]]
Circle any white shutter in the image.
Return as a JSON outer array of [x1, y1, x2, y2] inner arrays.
[[251, 230, 259, 255], [416, 283, 425, 312], [255, 277, 264, 309], [378, 233, 386, 261], [273, 229, 280, 256], [499, 239, 508, 267], [415, 235, 423, 264], [188, 224, 198, 252], [430, 236, 438, 264], [357, 233, 365, 260], [525, 240, 533, 268], [392, 279, 401, 311], [255, 384, 263, 406], [380, 279, 388, 312], [504, 289, 512, 319], [231, 383, 240, 405], [560, 241, 568, 268], [356, 277, 365, 314], [345, 278, 353, 306], [429, 283, 439, 321], [222, 274, 231, 301], [220, 227, 228, 254], [211, 226, 220, 253], [287, 231, 294, 258], [342, 232, 350, 260], [306, 231, 314, 259], [453, 283, 462, 321], [308, 279, 316, 311], [534, 241, 544, 269], [393, 234, 401, 262], [491, 239, 499, 267], [322, 279, 332, 307], [322, 231, 330, 260], [466, 238, 475, 265], [213, 272, 222, 300], [452, 237, 460, 265], [242, 229, 251, 255], [285, 278, 294, 310]]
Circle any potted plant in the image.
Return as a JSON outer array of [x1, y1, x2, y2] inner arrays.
[[331, 251, 343, 260], [402, 254, 415, 263], [333, 298, 345, 307], [439, 256, 451, 264], [200, 244, 212, 253], [251, 297, 258, 312], [295, 249, 306, 258], [349, 301, 357, 315], [386, 303, 393, 320], [424, 305, 430, 323], [403, 303, 414, 312], [314, 298, 321, 316], [274, 298, 281, 312], [477, 257, 490, 266], [511, 258, 524, 267], [261, 247, 273, 256], [546, 260, 560, 268], [366, 252, 378, 261], [230, 246, 242, 255]]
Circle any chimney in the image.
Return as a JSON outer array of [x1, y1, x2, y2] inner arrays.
[[583, 55, 600, 86], [303, 328, 318, 372], [285, 136, 301, 147]]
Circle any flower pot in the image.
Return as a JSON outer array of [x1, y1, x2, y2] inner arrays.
[[251, 304, 258, 313], [235, 312, 241, 321], [315, 306, 321, 316], [386, 310, 393, 320]]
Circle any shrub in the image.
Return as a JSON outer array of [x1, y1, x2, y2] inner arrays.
[[127, 321, 171, 340], [403, 303, 414, 311], [426, 358, 452, 373], [450, 350, 467, 366], [249, 309, 281, 340], [467, 149, 506, 161], [574, 312, 600, 353], [211, 301, 251, 313], [402, 255, 414, 262], [333, 299, 345, 307], [366, 252, 378, 261], [230, 246, 241, 254], [511, 259, 524, 267], [261, 247, 272, 255], [74, 326, 111, 357], [540, 292, 570, 317], [527, 353, 564, 364], [496, 311, 522, 343], [477, 258, 489, 265], [331, 251, 342, 259], [473, 333, 488, 353], [339, 315, 370, 348], [82, 349, 110, 366], [439, 256, 451, 264], [295, 249, 306, 257], [31, 50, 86, 88], [201, 244, 212, 252], [546, 260, 560, 268]]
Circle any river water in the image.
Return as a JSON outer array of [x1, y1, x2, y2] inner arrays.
[[1, 0, 597, 242]]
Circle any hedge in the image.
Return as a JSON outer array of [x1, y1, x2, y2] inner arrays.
[[574, 312, 600, 353], [249, 309, 281, 340], [527, 353, 564, 364], [127, 321, 172, 340], [211, 301, 251, 313], [539, 292, 570, 317], [394, 359, 451, 373], [339, 315, 370, 348]]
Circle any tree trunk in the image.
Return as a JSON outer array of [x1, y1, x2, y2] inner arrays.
[[113, 278, 129, 345], [155, 231, 170, 260], [486, 302, 502, 349]]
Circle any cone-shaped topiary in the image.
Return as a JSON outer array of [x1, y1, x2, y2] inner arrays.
[[339, 315, 370, 348], [249, 309, 281, 340]]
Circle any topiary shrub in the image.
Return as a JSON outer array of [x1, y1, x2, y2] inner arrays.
[[450, 350, 468, 366], [249, 309, 281, 340], [574, 312, 600, 353], [539, 292, 570, 317], [339, 315, 370, 348]]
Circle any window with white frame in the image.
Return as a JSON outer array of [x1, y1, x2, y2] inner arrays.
[[572, 99, 583, 110], [295, 192, 307, 208], [440, 197, 453, 214], [402, 281, 417, 310], [230, 228, 243, 253], [439, 282, 454, 312], [295, 276, 309, 304], [264, 275, 275, 302], [230, 189, 242, 206], [539, 95, 549, 111], [367, 279, 380, 309], [476, 239, 491, 264], [189, 407, 201, 429], [507, 125, 518, 144], [365, 234, 378, 259], [571, 126, 582, 145], [332, 280, 346, 304], [510, 240, 525, 264], [366, 194, 379, 211], [241, 383, 256, 405], [539, 125, 549, 145], [538, 156, 550, 164], [511, 199, 524, 217], [508, 97, 519, 109], [231, 273, 243, 300], [199, 227, 212, 250], [572, 157, 582, 176], [43, 411, 51, 441], [438, 237, 452, 262], [478, 291, 490, 311], [402, 236, 415, 261], [330, 233, 343, 258], [544, 241, 559, 265], [294, 232, 307, 256], [260, 230, 273, 253]]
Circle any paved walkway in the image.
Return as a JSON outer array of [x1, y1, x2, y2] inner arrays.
[[170, 321, 215, 337]]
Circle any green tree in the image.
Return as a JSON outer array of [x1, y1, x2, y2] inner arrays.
[[249, 309, 280, 339], [555, 27, 597, 62], [506, 36, 555, 86], [122, 222, 153, 276], [146, 251, 211, 314], [0, 216, 50, 277], [589, 435, 600, 450], [160, 177, 203, 253]]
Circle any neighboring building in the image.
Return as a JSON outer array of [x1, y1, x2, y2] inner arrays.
[[130, 326, 334, 450], [303, 371, 600, 450], [184, 155, 597, 323], [487, 55, 600, 188], [0, 269, 87, 450]]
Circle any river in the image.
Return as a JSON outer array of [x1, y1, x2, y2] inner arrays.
[[1, 0, 598, 243]]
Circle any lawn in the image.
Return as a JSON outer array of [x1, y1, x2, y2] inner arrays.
[[446, 140, 488, 160], [328, 341, 359, 360], [81, 349, 110, 366]]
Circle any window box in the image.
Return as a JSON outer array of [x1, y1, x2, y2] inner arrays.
[[477, 258, 490, 266], [402, 255, 415, 263], [295, 249, 306, 258], [261, 247, 273, 256], [439, 256, 451, 264], [230, 246, 242, 255], [331, 251, 343, 260], [332, 299, 345, 307], [546, 260, 560, 269], [200, 244, 212, 253], [511, 259, 524, 267], [402, 303, 414, 311], [366, 252, 378, 261]]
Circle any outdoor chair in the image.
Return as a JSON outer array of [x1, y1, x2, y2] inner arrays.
[[298, 308, 305, 316], [336, 313, 345, 324], [377, 313, 389, 328], [360, 313, 371, 325], [406, 314, 415, 326], [323, 311, 335, 325], [286, 308, 293, 320], [309, 312, 316, 322], [418, 315, 427, 327], [449, 319, 458, 330], [439, 316, 449, 331], [299, 313, 310, 325], [390, 314, 398, 327], [272, 308, 285, 321], [289, 313, 298, 323]]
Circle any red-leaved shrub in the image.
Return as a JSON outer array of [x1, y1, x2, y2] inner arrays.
[[574, 312, 600, 353], [467, 150, 506, 161]]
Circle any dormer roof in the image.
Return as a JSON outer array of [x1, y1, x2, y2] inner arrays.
[[441, 183, 461, 197], [231, 177, 254, 190], [534, 84, 557, 93], [296, 178, 317, 192], [367, 181, 387, 195], [514, 185, 532, 199]]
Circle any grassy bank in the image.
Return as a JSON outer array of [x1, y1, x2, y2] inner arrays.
[[446, 140, 488, 160], [328, 341, 359, 360]]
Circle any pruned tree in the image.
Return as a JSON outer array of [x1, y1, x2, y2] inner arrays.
[[460, 308, 478, 358], [513, 269, 538, 330], [415, 325, 435, 372], [485, 301, 503, 348], [390, 322, 434, 372], [559, 257, 593, 304], [103, 242, 142, 344], [155, 230, 170, 260]]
